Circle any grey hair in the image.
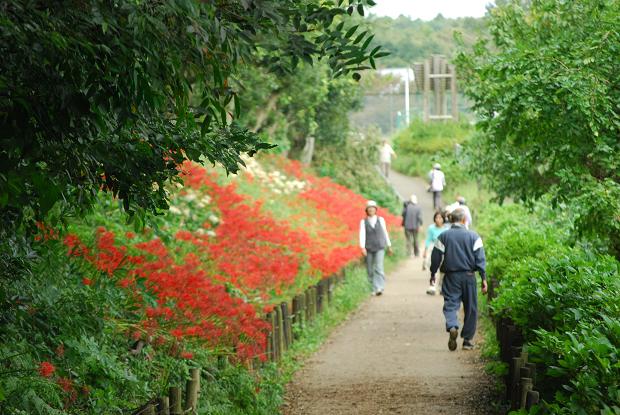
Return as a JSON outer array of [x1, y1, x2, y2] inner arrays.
[[450, 208, 467, 224]]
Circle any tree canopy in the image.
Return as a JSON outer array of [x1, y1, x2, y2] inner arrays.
[[0, 0, 384, 231], [366, 14, 488, 67], [457, 0, 620, 256]]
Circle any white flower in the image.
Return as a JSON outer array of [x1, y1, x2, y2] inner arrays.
[[206, 230, 216, 237], [169, 206, 182, 215], [208, 214, 219, 224]]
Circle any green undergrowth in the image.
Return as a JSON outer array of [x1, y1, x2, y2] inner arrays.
[[477, 202, 620, 414]]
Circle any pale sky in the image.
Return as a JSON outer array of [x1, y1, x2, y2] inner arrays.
[[369, 0, 494, 20]]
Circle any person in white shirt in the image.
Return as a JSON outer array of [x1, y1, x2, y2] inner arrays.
[[428, 163, 446, 210], [359, 200, 392, 296], [456, 196, 473, 229], [379, 140, 396, 178]]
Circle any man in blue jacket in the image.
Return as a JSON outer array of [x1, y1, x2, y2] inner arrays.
[[430, 208, 488, 351]]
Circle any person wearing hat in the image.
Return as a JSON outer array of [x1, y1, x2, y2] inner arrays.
[[428, 163, 446, 210], [456, 196, 473, 229], [360, 200, 392, 296], [401, 194, 423, 257]]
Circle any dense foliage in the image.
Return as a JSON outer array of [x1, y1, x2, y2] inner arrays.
[[0, 0, 385, 231], [0, 156, 402, 413], [367, 14, 488, 66], [478, 203, 620, 414], [457, 0, 620, 257]]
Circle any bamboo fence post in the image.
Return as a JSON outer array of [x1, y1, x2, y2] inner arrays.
[[169, 387, 182, 415], [184, 368, 201, 414], [312, 286, 318, 319], [299, 293, 306, 328], [157, 397, 170, 415], [423, 58, 430, 122], [275, 303, 285, 354], [327, 277, 334, 304], [269, 311, 278, 361], [519, 377, 533, 409], [305, 289, 312, 322], [316, 282, 324, 314], [526, 362, 537, 385], [281, 302, 292, 348], [510, 356, 524, 410], [266, 312, 274, 362], [292, 295, 301, 329], [526, 390, 540, 409]]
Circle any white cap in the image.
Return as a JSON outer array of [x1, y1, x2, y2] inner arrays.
[[366, 200, 377, 208], [410, 194, 418, 204], [433, 163, 441, 169]]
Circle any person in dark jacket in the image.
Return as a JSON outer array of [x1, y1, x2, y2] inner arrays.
[[401, 194, 423, 257], [430, 208, 488, 351], [360, 200, 392, 296]]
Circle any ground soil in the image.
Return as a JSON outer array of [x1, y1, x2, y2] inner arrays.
[[282, 170, 497, 415]]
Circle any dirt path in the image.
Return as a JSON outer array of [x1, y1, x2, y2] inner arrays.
[[282, 170, 495, 415]]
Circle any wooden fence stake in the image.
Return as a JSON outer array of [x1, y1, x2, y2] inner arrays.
[[305, 289, 312, 322], [275, 302, 285, 354], [526, 390, 540, 409], [157, 397, 170, 415], [327, 277, 334, 304], [292, 295, 302, 335], [169, 387, 182, 415], [270, 311, 278, 361], [281, 302, 292, 348], [316, 282, 324, 314], [311, 286, 318, 319], [144, 404, 156, 415], [184, 368, 201, 414], [519, 377, 533, 409], [510, 356, 524, 409]]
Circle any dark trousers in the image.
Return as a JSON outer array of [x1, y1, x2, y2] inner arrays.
[[404, 229, 419, 256], [442, 271, 478, 340], [432, 191, 442, 210]]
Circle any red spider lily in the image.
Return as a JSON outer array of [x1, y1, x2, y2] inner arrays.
[[38, 361, 55, 378]]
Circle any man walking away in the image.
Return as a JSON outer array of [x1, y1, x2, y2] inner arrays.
[[428, 163, 446, 210], [379, 140, 396, 178], [360, 200, 392, 296], [430, 208, 487, 351], [402, 194, 423, 257]]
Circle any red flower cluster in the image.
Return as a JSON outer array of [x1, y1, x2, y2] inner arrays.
[[57, 156, 400, 363], [38, 361, 56, 378]]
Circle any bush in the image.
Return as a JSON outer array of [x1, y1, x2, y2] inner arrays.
[[480, 203, 620, 413]]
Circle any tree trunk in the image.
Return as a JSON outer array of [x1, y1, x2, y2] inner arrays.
[[252, 93, 279, 132], [299, 135, 315, 165]]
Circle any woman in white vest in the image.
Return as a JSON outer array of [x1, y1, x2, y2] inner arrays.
[[359, 200, 392, 296]]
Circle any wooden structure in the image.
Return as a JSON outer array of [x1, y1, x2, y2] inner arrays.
[[413, 55, 458, 122]]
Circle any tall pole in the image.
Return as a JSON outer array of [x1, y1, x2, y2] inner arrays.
[[404, 68, 410, 126], [423, 59, 430, 122]]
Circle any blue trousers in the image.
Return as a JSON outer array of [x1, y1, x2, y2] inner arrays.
[[442, 271, 478, 340], [365, 249, 385, 292]]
